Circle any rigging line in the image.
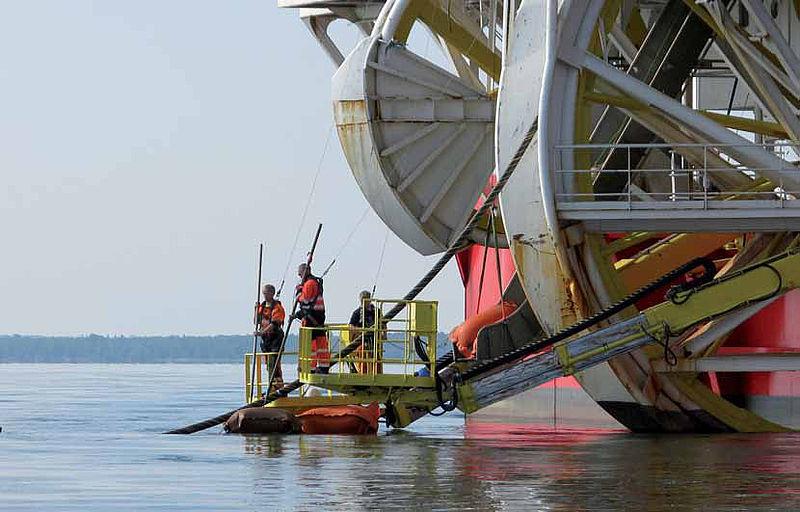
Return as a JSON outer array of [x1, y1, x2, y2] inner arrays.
[[726, 76, 739, 116], [490, 206, 511, 348], [474, 221, 492, 315], [278, 124, 334, 295], [491, 207, 504, 309], [320, 205, 371, 278], [372, 228, 390, 296]]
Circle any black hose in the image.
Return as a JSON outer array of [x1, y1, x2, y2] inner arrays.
[[429, 366, 459, 416], [164, 381, 302, 435], [666, 258, 716, 304], [165, 334, 374, 434]]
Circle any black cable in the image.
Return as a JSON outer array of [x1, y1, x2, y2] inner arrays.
[[694, 262, 783, 325], [459, 251, 795, 385], [640, 323, 678, 367], [666, 258, 717, 305], [459, 257, 715, 382], [726, 76, 738, 116], [430, 367, 460, 416]]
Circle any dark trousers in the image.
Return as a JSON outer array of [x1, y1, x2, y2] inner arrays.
[[260, 329, 284, 387]]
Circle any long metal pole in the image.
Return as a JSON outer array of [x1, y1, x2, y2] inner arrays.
[[248, 243, 264, 403], [264, 223, 322, 397]]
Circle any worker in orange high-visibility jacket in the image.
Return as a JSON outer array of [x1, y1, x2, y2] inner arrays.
[[293, 263, 330, 373], [255, 283, 286, 391]]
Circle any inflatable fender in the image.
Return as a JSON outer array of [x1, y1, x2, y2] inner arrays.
[[297, 402, 380, 435], [224, 407, 301, 434], [449, 301, 517, 358]]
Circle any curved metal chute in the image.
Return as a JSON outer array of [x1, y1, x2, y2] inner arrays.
[[332, 28, 496, 255]]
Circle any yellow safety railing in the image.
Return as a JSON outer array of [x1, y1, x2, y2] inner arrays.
[[298, 299, 438, 388], [243, 350, 295, 403]]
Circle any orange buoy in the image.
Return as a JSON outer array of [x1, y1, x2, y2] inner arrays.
[[296, 402, 380, 435], [448, 301, 517, 358]]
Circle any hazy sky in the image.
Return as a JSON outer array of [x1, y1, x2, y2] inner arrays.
[[0, 1, 464, 335]]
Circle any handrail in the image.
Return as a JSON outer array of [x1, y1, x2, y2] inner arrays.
[[243, 351, 297, 403], [553, 141, 800, 209], [296, 298, 438, 387], [555, 142, 800, 150]]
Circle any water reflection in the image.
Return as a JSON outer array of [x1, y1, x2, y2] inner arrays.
[[6, 365, 800, 511], [460, 423, 800, 511], [240, 429, 503, 509], [239, 421, 800, 510]]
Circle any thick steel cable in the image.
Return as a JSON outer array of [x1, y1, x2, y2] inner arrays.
[[381, 119, 538, 320], [165, 118, 539, 435]]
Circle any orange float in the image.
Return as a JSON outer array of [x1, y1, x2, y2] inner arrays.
[[297, 402, 380, 435], [449, 301, 517, 359]]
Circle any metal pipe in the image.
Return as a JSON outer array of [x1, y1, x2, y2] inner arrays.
[[370, 0, 397, 39], [381, 0, 412, 41], [248, 243, 264, 402], [536, 0, 565, 261]]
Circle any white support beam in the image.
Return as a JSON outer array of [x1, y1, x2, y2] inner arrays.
[[608, 23, 638, 64], [740, 0, 800, 92], [572, 51, 800, 190], [711, 5, 799, 98], [301, 11, 345, 66], [704, 2, 800, 142], [558, 200, 800, 233], [654, 353, 800, 373], [599, 93, 756, 190], [681, 299, 779, 357]]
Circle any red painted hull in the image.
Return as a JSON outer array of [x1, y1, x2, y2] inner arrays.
[[455, 242, 620, 428], [715, 290, 800, 427]]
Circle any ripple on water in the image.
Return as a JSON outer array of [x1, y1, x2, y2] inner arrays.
[[1, 364, 799, 511]]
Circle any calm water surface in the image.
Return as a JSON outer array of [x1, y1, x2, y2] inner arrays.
[[1, 364, 799, 511]]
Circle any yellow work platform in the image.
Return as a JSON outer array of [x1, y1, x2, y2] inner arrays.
[[244, 298, 439, 402]]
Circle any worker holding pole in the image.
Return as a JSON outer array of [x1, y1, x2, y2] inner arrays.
[[294, 262, 330, 373], [348, 290, 378, 374], [263, 224, 324, 395], [255, 283, 286, 392]]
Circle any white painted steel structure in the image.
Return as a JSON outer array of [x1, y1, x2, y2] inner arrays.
[[281, 0, 800, 431]]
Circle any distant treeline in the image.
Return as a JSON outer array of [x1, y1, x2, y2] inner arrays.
[[0, 333, 451, 363], [0, 334, 288, 363]]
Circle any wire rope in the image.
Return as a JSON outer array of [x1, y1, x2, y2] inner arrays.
[[320, 205, 371, 278], [277, 124, 333, 295], [372, 228, 390, 296]]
